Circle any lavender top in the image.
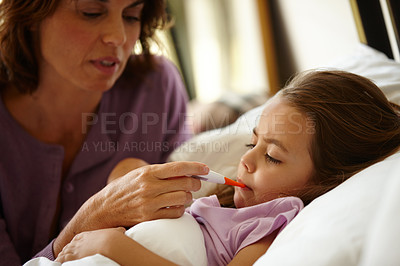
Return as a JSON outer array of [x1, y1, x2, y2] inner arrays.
[[187, 195, 303, 266], [0, 56, 191, 265]]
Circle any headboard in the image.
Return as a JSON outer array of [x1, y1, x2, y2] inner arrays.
[[350, 0, 400, 61]]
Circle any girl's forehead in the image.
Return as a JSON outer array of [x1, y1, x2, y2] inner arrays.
[[257, 97, 313, 137], [260, 97, 305, 121]]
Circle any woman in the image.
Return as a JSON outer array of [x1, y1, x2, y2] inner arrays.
[[55, 70, 400, 265], [0, 0, 205, 264]]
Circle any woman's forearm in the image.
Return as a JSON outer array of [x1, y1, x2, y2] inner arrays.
[[53, 196, 104, 257], [54, 158, 148, 256]]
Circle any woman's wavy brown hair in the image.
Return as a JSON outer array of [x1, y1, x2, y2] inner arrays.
[[0, 0, 169, 93], [281, 70, 400, 205]]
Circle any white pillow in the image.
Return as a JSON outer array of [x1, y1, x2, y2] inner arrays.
[[125, 213, 207, 266], [324, 44, 400, 104], [254, 152, 400, 266], [358, 159, 400, 265]]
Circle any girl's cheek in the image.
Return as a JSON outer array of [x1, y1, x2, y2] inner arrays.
[[233, 192, 243, 208]]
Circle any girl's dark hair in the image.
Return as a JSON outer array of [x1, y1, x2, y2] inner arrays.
[[281, 70, 400, 205], [0, 0, 169, 93]]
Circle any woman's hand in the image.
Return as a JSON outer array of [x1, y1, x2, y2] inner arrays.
[[56, 227, 127, 263], [107, 158, 149, 184], [95, 161, 207, 225], [53, 161, 208, 257]]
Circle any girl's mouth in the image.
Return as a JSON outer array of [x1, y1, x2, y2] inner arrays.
[[236, 178, 251, 190]]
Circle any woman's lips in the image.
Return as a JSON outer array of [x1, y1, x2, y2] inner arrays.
[[91, 57, 121, 75]]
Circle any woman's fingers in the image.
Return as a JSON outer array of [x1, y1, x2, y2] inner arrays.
[[123, 162, 204, 194], [155, 190, 193, 209], [116, 227, 127, 234], [159, 175, 202, 193], [154, 205, 186, 220], [135, 191, 193, 220], [148, 161, 209, 180], [119, 190, 192, 222], [56, 241, 77, 262], [88, 161, 208, 227]]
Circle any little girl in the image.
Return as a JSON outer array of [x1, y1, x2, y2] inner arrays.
[[54, 70, 400, 265]]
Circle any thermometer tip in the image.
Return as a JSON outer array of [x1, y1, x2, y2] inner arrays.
[[223, 177, 246, 188]]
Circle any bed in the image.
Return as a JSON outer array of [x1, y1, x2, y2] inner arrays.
[[25, 1, 400, 265]]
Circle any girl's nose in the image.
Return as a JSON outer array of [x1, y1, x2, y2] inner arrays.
[[240, 152, 256, 173]]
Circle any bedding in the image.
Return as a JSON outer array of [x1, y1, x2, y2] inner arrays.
[[325, 44, 400, 104]]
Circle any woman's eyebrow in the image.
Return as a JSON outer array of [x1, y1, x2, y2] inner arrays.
[[128, 0, 145, 7], [253, 127, 289, 153], [94, 0, 145, 6]]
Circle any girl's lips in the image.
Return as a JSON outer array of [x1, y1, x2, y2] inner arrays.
[[237, 178, 251, 190]]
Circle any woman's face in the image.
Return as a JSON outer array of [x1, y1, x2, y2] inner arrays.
[[234, 96, 315, 208], [38, 0, 144, 92]]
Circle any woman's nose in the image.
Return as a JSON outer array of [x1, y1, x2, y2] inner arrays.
[[102, 18, 127, 46]]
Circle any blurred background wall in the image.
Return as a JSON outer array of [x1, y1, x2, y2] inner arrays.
[[270, 0, 360, 86], [163, 0, 361, 103]]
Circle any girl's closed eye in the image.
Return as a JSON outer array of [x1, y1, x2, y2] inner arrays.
[[265, 154, 281, 164], [246, 143, 282, 164], [245, 143, 256, 149]]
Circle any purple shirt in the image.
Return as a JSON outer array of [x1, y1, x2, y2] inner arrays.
[[0, 56, 191, 265], [187, 195, 303, 266]]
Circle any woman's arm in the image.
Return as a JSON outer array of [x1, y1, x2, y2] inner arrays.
[[52, 161, 207, 257], [56, 227, 177, 266]]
